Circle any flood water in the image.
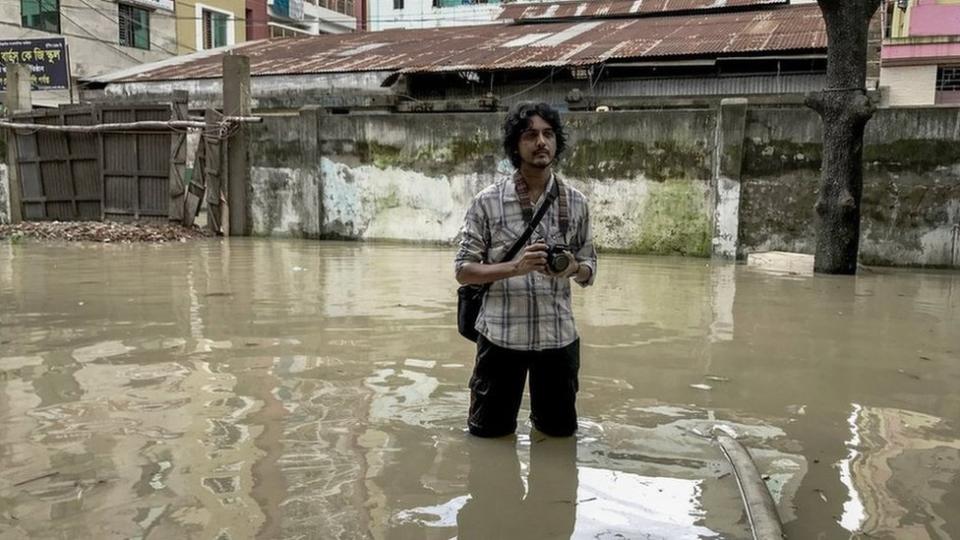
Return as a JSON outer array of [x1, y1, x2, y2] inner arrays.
[[0, 239, 958, 540]]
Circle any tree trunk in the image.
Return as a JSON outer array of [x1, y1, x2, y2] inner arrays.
[[806, 0, 882, 275]]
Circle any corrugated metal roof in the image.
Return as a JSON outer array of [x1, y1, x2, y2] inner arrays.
[[498, 0, 788, 21], [108, 4, 825, 83]]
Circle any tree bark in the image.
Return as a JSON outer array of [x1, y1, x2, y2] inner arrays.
[[806, 0, 882, 274]]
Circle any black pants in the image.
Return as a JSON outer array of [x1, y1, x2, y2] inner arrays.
[[468, 335, 580, 438]]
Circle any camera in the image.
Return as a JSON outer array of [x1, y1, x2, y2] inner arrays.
[[546, 244, 572, 273]]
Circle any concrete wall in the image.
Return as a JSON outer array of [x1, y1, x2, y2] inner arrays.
[[249, 109, 719, 256], [0, 0, 177, 104], [740, 107, 960, 267], [245, 105, 960, 267]]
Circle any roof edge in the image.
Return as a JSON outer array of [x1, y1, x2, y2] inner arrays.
[[501, 0, 792, 25]]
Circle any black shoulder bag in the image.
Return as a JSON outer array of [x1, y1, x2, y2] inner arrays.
[[457, 181, 560, 342]]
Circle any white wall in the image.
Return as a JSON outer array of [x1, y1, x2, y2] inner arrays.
[[880, 64, 938, 107], [367, 0, 501, 31]]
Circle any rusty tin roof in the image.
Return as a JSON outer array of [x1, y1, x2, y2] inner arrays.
[[109, 3, 824, 83]]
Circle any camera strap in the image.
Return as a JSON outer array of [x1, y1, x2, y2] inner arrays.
[[516, 174, 569, 239], [474, 180, 559, 297]]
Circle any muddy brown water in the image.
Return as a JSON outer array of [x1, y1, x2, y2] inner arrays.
[[0, 239, 958, 540]]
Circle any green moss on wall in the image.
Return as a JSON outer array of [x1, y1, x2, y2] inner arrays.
[[362, 141, 404, 169], [356, 137, 499, 175], [744, 139, 960, 177], [632, 180, 711, 256], [375, 187, 402, 212], [561, 140, 710, 181], [743, 139, 822, 176], [864, 140, 960, 172]]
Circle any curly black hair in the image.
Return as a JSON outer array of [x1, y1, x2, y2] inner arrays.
[[502, 102, 568, 170]]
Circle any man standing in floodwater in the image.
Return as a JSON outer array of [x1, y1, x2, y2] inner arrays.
[[454, 102, 598, 438]]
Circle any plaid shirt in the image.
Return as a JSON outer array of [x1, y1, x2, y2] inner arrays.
[[455, 174, 597, 351]]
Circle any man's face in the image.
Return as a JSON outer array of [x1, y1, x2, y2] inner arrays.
[[517, 115, 557, 169]]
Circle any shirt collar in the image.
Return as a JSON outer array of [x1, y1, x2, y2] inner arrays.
[[505, 171, 554, 205]]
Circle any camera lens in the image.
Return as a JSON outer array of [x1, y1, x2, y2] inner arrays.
[[551, 253, 570, 273]]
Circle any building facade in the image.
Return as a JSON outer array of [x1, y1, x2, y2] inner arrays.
[[246, 0, 269, 40], [174, 0, 246, 54], [366, 0, 501, 31], [1, 0, 177, 103], [880, 0, 960, 106], [265, 0, 357, 37]]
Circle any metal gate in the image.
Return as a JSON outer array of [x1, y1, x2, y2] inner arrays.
[[13, 103, 176, 222], [15, 107, 100, 220]]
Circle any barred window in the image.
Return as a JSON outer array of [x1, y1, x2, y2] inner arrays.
[[936, 66, 960, 92]]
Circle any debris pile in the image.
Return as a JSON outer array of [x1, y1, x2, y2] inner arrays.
[[0, 221, 215, 243]]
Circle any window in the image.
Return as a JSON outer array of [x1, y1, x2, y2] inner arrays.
[[202, 9, 229, 49], [315, 0, 353, 15], [21, 0, 60, 33], [268, 23, 310, 38], [119, 4, 150, 50], [936, 65, 960, 91], [393, 0, 403, 10]]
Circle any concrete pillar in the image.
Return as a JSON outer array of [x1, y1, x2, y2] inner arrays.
[[4, 63, 32, 224], [4, 64, 32, 112], [712, 98, 748, 260], [298, 105, 323, 238], [223, 54, 251, 236]]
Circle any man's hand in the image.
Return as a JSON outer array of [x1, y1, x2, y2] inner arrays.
[[513, 243, 548, 276]]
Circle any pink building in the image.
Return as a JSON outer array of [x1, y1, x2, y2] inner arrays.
[[880, 0, 960, 106]]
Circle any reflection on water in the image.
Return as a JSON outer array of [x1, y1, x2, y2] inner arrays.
[[1, 240, 958, 539], [839, 404, 960, 539]]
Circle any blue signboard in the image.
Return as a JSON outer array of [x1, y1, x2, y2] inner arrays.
[[0, 37, 70, 91]]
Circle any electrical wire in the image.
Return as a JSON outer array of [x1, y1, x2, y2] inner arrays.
[[5, 1, 509, 25], [69, 0, 189, 56], [57, 9, 147, 64]]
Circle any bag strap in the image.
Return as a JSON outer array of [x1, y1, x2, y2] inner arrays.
[[517, 174, 569, 240], [501, 179, 559, 264], [473, 180, 559, 295]]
